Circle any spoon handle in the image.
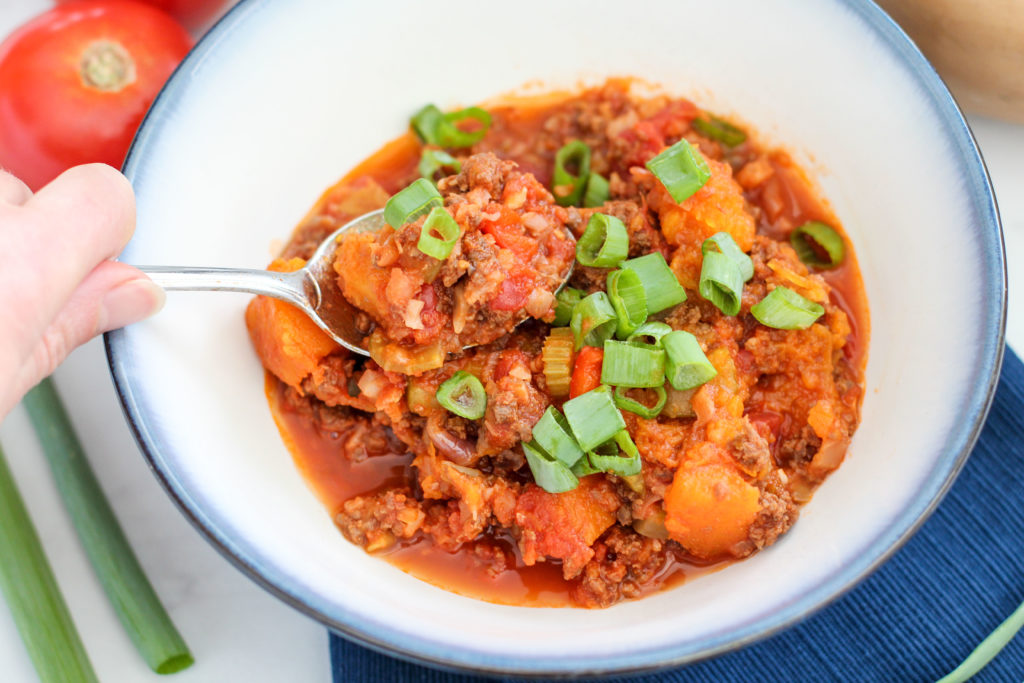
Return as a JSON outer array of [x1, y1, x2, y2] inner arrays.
[[136, 266, 309, 309]]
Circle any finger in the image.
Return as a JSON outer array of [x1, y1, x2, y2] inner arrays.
[[0, 169, 32, 206], [21, 163, 136, 294], [13, 260, 165, 393]]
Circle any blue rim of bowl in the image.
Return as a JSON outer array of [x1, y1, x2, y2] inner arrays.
[[106, 0, 1007, 677]]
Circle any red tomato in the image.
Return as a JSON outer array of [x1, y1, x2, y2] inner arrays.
[[569, 346, 604, 398], [479, 209, 539, 261], [490, 273, 533, 312], [59, 0, 230, 30], [0, 1, 192, 190]]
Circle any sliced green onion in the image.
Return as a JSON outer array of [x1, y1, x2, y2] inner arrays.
[[22, 379, 193, 674], [553, 140, 591, 207], [553, 287, 583, 326], [645, 139, 711, 204], [606, 269, 647, 339], [523, 441, 579, 493], [620, 252, 687, 313], [576, 213, 629, 268], [601, 340, 666, 388], [411, 105, 493, 148], [626, 321, 674, 346], [790, 221, 845, 269], [563, 385, 626, 453], [437, 107, 492, 147], [750, 286, 825, 330], [418, 148, 462, 183], [541, 327, 575, 397], [0, 443, 99, 683], [937, 599, 1024, 683], [410, 104, 445, 145], [692, 115, 747, 147], [702, 232, 753, 282], [417, 206, 461, 260], [570, 291, 618, 350], [531, 407, 585, 467], [384, 178, 443, 229], [571, 452, 600, 477], [436, 370, 487, 419], [588, 430, 642, 476], [699, 250, 745, 316], [662, 331, 717, 390], [583, 172, 610, 208], [614, 384, 667, 419]]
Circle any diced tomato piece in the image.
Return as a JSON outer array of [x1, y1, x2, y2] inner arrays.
[[493, 349, 531, 380], [543, 229, 576, 263], [415, 283, 445, 336], [490, 273, 533, 312], [569, 346, 604, 398], [480, 209, 538, 260]]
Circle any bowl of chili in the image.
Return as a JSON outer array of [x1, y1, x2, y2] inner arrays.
[[107, 0, 1005, 675]]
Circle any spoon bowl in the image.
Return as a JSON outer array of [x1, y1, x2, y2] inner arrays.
[[139, 207, 575, 357], [139, 209, 387, 355]]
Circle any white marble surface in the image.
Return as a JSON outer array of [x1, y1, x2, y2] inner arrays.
[[0, 2, 1022, 680]]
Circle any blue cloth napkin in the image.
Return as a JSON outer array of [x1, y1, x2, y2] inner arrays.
[[330, 349, 1024, 682]]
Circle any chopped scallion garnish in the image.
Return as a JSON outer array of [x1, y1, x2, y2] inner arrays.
[[576, 213, 629, 268], [563, 385, 626, 453], [790, 221, 845, 269], [417, 206, 461, 260], [750, 286, 825, 329], [436, 370, 487, 419], [553, 140, 591, 207], [570, 452, 600, 477], [692, 115, 747, 147], [411, 104, 492, 148], [531, 407, 585, 467], [523, 441, 579, 493], [587, 430, 642, 476], [699, 249, 745, 316], [620, 252, 686, 313], [384, 178, 443, 229], [410, 104, 445, 145], [626, 321, 674, 346], [601, 340, 666, 388], [662, 330, 717, 390], [703, 232, 753, 282], [645, 139, 711, 204], [418, 148, 462, 184], [614, 384, 667, 419], [438, 107, 492, 147], [553, 287, 583, 326], [570, 291, 618, 350], [583, 172, 610, 208], [606, 269, 647, 339]]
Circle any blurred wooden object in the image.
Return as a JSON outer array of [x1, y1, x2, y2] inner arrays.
[[877, 0, 1024, 123]]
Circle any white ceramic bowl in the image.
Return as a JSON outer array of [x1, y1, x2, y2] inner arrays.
[[106, 0, 1005, 675]]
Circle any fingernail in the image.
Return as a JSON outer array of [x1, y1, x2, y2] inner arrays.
[[99, 278, 166, 332]]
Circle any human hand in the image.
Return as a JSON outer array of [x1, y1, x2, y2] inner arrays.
[[0, 164, 165, 420]]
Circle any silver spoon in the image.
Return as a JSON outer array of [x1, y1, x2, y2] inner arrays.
[[138, 208, 574, 356], [138, 209, 388, 356]]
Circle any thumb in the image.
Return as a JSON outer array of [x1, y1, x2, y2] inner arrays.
[[18, 261, 164, 387]]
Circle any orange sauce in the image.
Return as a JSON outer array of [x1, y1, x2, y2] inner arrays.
[[268, 375, 722, 606]]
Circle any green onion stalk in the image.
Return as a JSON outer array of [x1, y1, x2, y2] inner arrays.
[[0, 442, 98, 683], [22, 378, 193, 675]]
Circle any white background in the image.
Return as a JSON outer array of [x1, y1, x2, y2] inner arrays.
[[0, 1, 1022, 681]]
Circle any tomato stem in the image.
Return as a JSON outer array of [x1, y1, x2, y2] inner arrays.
[[79, 41, 136, 92]]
